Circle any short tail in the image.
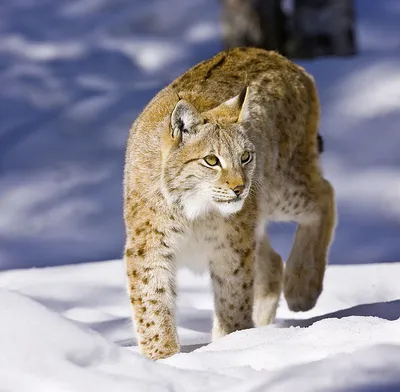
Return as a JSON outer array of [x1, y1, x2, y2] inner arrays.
[[303, 73, 323, 155], [317, 134, 324, 153]]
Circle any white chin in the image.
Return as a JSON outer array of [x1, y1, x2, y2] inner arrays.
[[182, 193, 213, 220], [214, 199, 244, 216], [181, 193, 244, 219]]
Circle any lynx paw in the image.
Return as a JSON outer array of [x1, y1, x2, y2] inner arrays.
[[140, 336, 179, 360], [283, 272, 322, 312]]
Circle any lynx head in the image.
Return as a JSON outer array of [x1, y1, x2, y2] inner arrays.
[[161, 87, 256, 220]]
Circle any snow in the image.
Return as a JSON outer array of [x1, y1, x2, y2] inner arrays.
[[1, 0, 400, 390], [1, 261, 400, 391], [1, 0, 400, 269]]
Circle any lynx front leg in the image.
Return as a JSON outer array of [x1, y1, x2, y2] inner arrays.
[[125, 216, 180, 360], [253, 235, 283, 326], [210, 237, 255, 340], [284, 178, 336, 312]]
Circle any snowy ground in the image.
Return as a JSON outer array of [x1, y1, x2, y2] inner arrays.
[[1, 0, 400, 390], [1, 0, 400, 269], [1, 260, 400, 391]]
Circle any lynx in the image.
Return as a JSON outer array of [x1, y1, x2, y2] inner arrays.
[[123, 47, 336, 360]]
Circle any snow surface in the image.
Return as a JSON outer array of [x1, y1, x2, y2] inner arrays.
[[1, 261, 400, 391], [1, 0, 400, 269]]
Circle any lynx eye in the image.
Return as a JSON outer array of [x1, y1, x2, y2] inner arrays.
[[204, 155, 219, 166], [241, 151, 252, 164]]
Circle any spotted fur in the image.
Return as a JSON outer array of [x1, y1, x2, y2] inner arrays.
[[124, 47, 337, 360]]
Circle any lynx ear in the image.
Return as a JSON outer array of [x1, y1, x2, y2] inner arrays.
[[170, 100, 203, 141], [203, 86, 250, 123], [237, 86, 251, 123], [220, 86, 248, 113]]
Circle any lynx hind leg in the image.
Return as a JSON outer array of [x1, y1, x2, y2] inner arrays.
[[284, 178, 336, 312], [253, 235, 283, 327]]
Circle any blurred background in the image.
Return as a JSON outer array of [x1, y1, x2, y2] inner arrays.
[[0, 0, 399, 270]]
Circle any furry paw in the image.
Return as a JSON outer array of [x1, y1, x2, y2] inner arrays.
[[283, 272, 322, 312], [140, 337, 179, 360]]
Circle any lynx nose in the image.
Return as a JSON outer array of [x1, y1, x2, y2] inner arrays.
[[232, 185, 245, 196]]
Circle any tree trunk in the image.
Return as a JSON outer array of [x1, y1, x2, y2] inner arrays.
[[220, 0, 287, 55], [219, 0, 357, 59], [291, 0, 357, 58]]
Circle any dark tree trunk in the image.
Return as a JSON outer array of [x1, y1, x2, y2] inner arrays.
[[220, 0, 287, 55], [219, 0, 357, 59], [291, 0, 357, 58]]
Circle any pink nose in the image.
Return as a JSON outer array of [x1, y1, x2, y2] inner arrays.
[[232, 185, 244, 196]]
